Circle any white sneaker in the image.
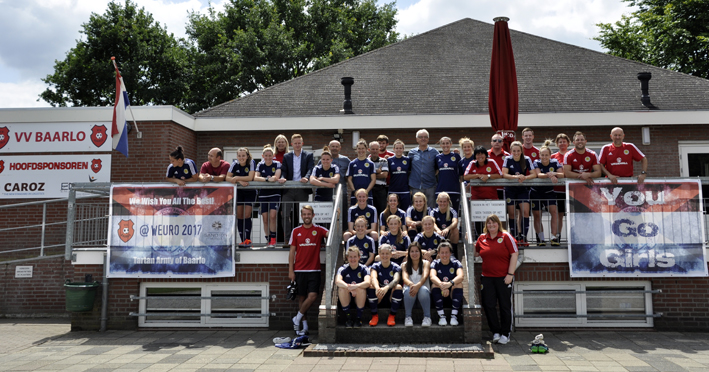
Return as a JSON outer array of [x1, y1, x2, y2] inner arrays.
[[405, 317, 414, 327], [498, 335, 510, 345], [438, 316, 447, 326], [292, 316, 300, 333], [450, 315, 459, 326], [492, 333, 501, 343], [421, 317, 432, 327], [273, 337, 291, 344]]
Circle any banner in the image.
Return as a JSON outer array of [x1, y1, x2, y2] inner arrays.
[[0, 123, 113, 153], [107, 185, 235, 278], [568, 180, 707, 277], [0, 154, 111, 199]]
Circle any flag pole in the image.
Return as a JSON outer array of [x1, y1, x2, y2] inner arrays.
[[111, 57, 142, 137]]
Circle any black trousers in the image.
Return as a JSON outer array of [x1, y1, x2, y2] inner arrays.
[[480, 275, 513, 336], [372, 184, 388, 216]]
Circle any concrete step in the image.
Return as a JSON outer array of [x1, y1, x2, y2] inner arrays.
[[304, 342, 493, 358]]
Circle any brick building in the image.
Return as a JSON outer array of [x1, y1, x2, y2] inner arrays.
[[1, 18, 708, 332]]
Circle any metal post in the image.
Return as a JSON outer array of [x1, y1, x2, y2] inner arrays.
[[40, 203, 47, 257], [64, 187, 77, 261], [325, 184, 342, 314], [100, 252, 109, 332]]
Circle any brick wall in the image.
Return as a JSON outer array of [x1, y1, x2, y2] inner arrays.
[[0, 257, 74, 316]]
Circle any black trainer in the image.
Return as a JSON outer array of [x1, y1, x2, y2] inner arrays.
[[537, 234, 546, 246], [354, 319, 363, 328], [345, 319, 354, 328]]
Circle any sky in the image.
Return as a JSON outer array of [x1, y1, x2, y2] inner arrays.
[[0, 0, 635, 108]]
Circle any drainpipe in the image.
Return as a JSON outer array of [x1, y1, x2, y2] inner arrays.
[[100, 252, 109, 332]]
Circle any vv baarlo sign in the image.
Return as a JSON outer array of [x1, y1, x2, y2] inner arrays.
[[568, 180, 707, 277]]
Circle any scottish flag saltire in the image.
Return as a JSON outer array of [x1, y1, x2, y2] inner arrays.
[[111, 66, 130, 157]]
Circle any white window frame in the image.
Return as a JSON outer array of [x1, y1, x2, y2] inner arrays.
[[138, 282, 269, 328], [514, 281, 654, 328], [224, 146, 313, 164], [678, 141, 709, 177]]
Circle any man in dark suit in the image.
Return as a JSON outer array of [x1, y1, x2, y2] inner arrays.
[[281, 134, 315, 246]]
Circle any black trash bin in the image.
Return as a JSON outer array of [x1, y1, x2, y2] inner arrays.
[[64, 280, 100, 312]]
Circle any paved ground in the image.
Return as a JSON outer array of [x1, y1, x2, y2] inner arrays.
[[2, 319, 709, 371]]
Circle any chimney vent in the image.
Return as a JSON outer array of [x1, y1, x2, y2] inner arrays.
[[637, 72, 658, 110], [341, 77, 354, 114]]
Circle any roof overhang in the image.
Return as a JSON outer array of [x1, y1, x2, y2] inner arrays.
[[1, 106, 706, 131]]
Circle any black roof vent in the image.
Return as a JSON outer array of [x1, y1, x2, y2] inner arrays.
[[341, 77, 354, 114], [637, 72, 659, 110]]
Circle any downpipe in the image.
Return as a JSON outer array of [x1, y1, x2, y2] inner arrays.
[[100, 252, 109, 332]]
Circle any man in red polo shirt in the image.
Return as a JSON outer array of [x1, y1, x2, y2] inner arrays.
[[599, 127, 648, 184], [488, 134, 510, 200], [289, 205, 329, 336], [198, 147, 230, 182], [563, 131, 602, 185], [521, 128, 540, 162]]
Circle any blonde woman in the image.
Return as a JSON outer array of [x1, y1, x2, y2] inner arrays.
[[254, 145, 283, 247]]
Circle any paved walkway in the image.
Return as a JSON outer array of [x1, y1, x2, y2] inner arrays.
[[2, 319, 709, 371]]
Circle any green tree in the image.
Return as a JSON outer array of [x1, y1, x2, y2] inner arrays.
[[595, 0, 709, 79], [185, 0, 398, 113], [40, 0, 189, 108]]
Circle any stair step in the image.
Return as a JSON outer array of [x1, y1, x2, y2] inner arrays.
[[304, 342, 493, 358], [334, 322, 466, 343]]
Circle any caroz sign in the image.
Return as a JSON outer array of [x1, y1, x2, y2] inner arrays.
[[567, 180, 707, 277], [0, 123, 112, 153], [0, 154, 111, 199]]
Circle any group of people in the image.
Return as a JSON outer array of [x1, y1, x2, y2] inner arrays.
[[165, 126, 648, 341]]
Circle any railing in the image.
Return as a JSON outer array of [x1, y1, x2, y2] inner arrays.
[[459, 181, 479, 309], [0, 196, 105, 264], [466, 176, 709, 245], [65, 181, 339, 260], [324, 185, 344, 322]]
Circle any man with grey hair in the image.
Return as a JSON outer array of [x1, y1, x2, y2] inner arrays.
[[408, 129, 439, 209]]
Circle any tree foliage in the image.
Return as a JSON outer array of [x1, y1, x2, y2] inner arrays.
[[595, 0, 709, 79], [184, 0, 399, 113], [40, 0, 189, 108]]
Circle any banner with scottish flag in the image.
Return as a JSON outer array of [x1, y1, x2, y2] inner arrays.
[[567, 180, 707, 277], [107, 184, 235, 278]]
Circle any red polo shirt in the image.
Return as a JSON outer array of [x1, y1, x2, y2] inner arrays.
[[465, 160, 502, 200], [599, 142, 645, 177], [476, 231, 518, 277], [563, 148, 599, 174]]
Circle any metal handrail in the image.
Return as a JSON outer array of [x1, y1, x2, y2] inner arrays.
[[516, 313, 662, 318], [129, 312, 269, 318], [324, 185, 343, 315], [459, 181, 479, 309], [466, 176, 709, 186]]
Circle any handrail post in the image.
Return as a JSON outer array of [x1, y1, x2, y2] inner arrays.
[[459, 181, 478, 308], [324, 184, 343, 315], [64, 186, 77, 261], [40, 203, 47, 257]]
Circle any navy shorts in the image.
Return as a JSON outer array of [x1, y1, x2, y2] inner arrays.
[[555, 192, 566, 214], [504, 187, 530, 206], [258, 195, 281, 214], [530, 190, 557, 211], [395, 192, 412, 212], [236, 189, 257, 204]]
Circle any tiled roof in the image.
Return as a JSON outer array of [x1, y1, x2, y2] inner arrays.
[[196, 18, 709, 118]]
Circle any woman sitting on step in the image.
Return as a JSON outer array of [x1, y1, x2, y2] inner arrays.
[[336, 246, 371, 328], [401, 242, 432, 327], [367, 244, 403, 327], [430, 241, 465, 326]]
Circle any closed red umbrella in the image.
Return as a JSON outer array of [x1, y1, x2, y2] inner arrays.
[[488, 17, 518, 152]]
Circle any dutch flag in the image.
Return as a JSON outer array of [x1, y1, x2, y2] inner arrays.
[[111, 61, 129, 157]]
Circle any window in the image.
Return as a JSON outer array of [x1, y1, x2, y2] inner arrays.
[[515, 281, 654, 328], [139, 282, 269, 328]]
